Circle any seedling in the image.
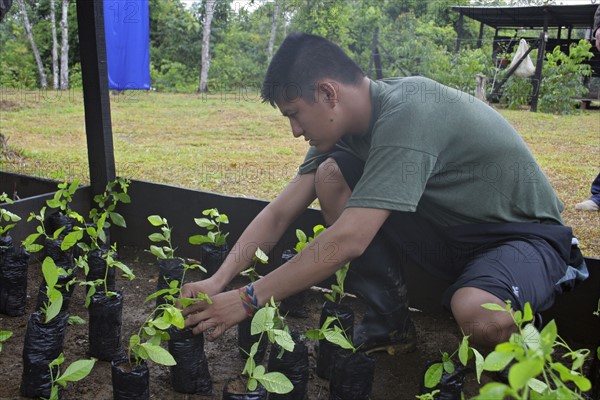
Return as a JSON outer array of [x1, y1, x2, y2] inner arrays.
[[294, 224, 325, 253], [293, 225, 348, 303], [240, 247, 269, 282], [241, 298, 294, 394], [80, 244, 135, 307], [145, 262, 210, 309], [22, 207, 66, 253], [127, 298, 186, 368], [188, 208, 229, 247], [473, 301, 592, 399], [89, 177, 130, 229], [45, 178, 79, 214], [305, 314, 356, 353], [0, 192, 21, 238], [422, 333, 484, 392], [39, 257, 74, 323], [324, 262, 349, 304], [0, 330, 12, 353], [147, 215, 177, 259], [46, 353, 96, 400]]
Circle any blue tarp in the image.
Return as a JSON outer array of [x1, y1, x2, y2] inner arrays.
[[104, 0, 150, 90]]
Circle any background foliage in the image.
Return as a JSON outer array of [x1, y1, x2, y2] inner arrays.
[[1, 0, 595, 114]]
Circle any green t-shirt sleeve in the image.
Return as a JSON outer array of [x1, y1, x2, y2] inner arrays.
[[298, 146, 327, 175]]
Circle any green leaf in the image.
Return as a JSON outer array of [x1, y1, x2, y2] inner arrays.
[[257, 371, 294, 394], [45, 296, 63, 323], [247, 377, 258, 392], [508, 358, 544, 390], [483, 351, 515, 372], [254, 248, 269, 264], [56, 359, 96, 386], [148, 233, 166, 242], [42, 257, 59, 289], [68, 316, 86, 326], [522, 302, 534, 323], [295, 229, 307, 244], [109, 212, 126, 228], [443, 359, 455, 374], [424, 362, 443, 388], [194, 217, 214, 228], [305, 329, 323, 341], [147, 215, 165, 226], [527, 377, 548, 394], [150, 316, 171, 330], [129, 334, 141, 349], [472, 348, 485, 383], [539, 319, 558, 353], [150, 245, 167, 259], [49, 352, 65, 368], [61, 230, 83, 250], [481, 303, 507, 312], [141, 343, 176, 366], [188, 234, 211, 245], [274, 330, 295, 353], [474, 382, 513, 399], [551, 362, 592, 391], [522, 324, 541, 351], [0, 330, 13, 342], [46, 198, 62, 209], [458, 335, 469, 366], [49, 385, 59, 400]]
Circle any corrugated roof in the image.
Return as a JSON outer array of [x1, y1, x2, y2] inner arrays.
[[451, 4, 598, 29]]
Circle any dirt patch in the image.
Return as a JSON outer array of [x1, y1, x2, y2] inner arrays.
[[1, 246, 500, 399]]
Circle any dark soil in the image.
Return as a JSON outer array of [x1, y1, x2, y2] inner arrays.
[[1, 246, 494, 400]]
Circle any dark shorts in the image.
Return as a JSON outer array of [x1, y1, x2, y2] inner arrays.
[[327, 150, 577, 313]]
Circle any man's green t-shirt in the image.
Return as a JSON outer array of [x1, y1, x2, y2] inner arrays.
[[299, 77, 564, 227]]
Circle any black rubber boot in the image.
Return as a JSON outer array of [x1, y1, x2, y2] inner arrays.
[[347, 233, 416, 355]]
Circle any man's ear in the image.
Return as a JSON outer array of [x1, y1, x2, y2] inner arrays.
[[318, 81, 339, 105]]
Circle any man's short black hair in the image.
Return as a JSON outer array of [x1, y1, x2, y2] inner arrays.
[[261, 33, 365, 107]]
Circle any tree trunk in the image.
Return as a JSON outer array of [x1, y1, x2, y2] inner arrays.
[[59, 0, 69, 89], [50, 0, 59, 90], [16, 0, 47, 88], [198, 0, 216, 93], [267, 0, 279, 61]]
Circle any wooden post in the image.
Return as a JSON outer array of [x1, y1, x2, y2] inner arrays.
[[455, 13, 464, 54], [530, 12, 549, 113], [475, 74, 487, 103], [477, 22, 484, 49], [76, 0, 116, 195]]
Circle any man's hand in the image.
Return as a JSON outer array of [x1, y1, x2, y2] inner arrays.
[[178, 277, 221, 314], [182, 289, 247, 341], [596, 29, 600, 52]]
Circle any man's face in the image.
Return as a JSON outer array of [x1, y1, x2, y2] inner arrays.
[[276, 95, 342, 153]]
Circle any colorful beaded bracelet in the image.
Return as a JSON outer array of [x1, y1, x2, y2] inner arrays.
[[238, 282, 259, 317]]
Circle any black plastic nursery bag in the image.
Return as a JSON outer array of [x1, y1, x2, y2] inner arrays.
[[329, 350, 375, 400], [111, 359, 150, 400], [267, 332, 309, 400], [316, 300, 354, 380], [20, 310, 69, 398], [0, 243, 30, 316], [89, 291, 124, 361], [200, 243, 229, 277], [168, 326, 213, 395]]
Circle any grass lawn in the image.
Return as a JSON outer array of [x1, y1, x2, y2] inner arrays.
[[1, 89, 598, 258]]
